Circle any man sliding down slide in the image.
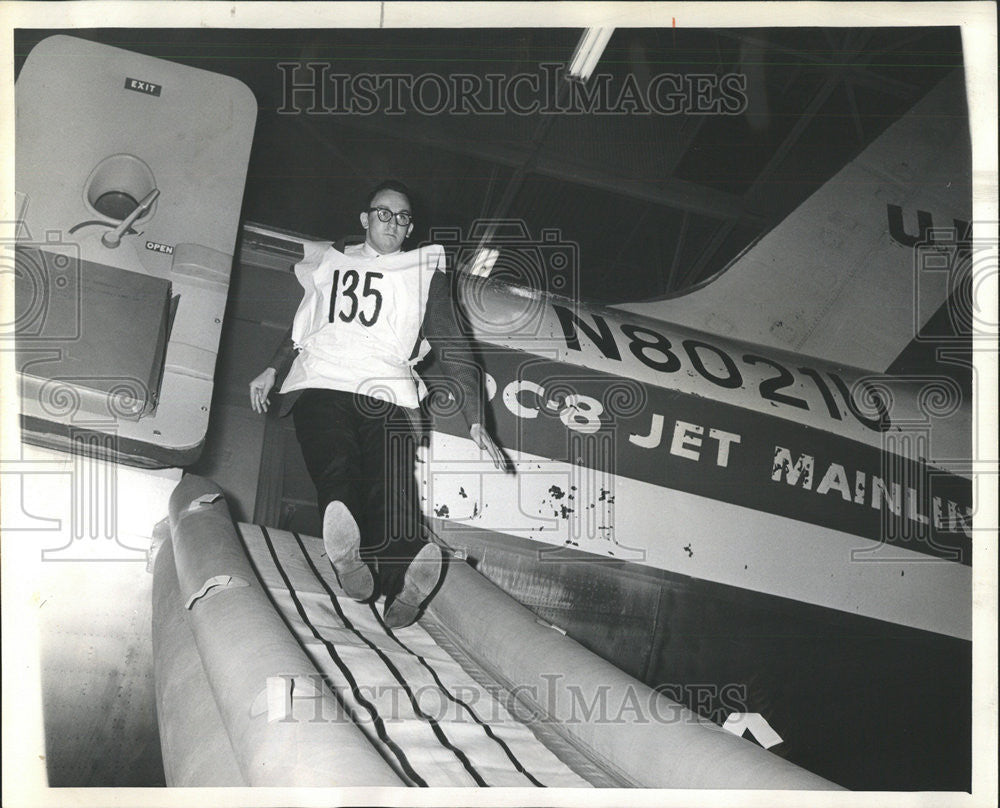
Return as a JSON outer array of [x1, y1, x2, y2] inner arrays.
[[250, 180, 505, 628]]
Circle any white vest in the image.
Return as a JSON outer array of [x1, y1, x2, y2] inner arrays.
[[280, 241, 444, 409]]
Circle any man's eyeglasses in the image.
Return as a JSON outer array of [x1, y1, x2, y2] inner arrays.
[[368, 207, 412, 227]]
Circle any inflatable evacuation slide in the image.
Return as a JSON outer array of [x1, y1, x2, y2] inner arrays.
[[153, 475, 841, 789]]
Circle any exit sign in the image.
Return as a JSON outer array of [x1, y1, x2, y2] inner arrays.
[[124, 77, 161, 96]]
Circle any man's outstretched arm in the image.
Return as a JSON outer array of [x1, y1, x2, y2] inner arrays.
[[422, 271, 507, 471], [249, 326, 296, 414]]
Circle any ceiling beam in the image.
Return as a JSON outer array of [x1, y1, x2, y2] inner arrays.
[[480, 80, 568, 238], [316, 114, 765, 225], [716, 29, 922, 100], [666, 211, 690, 293], [609, 106, 711, 272]]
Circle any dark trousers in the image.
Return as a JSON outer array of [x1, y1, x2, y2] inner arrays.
[[291, 388, 424, 599]]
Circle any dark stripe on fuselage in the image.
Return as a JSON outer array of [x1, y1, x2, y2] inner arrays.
[[428, 348, 972, 565]]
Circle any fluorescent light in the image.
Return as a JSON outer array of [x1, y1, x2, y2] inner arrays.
[[568, 28, 614, 81]]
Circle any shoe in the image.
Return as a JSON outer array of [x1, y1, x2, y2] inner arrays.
[[323, 501, 374, 601], [383, 542, 443, 629]]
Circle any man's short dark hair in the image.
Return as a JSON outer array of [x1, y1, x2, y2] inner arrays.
[[366, 179, 413, 211]]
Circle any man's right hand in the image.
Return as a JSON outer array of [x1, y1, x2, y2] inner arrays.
[[249, 368, 277, 413]]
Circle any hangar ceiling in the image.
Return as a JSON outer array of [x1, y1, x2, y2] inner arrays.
[[14, 26, 965, 304]]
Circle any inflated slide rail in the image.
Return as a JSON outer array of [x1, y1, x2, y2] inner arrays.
[[160, 474, 403, 786], [427, 562, 840, 789], [154, 474, 841, 789], [152, 528, 246, 786]]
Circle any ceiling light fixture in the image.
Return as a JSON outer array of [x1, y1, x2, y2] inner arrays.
[[567, 28, 614, 82]]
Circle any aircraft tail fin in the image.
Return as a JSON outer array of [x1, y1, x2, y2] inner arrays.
[[617, 70, 972, 374]]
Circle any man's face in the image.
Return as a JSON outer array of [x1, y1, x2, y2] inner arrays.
[[360, 189, 413, 254]]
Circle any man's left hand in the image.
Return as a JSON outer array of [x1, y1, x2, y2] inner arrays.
[[470, 423, 508, 471]]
